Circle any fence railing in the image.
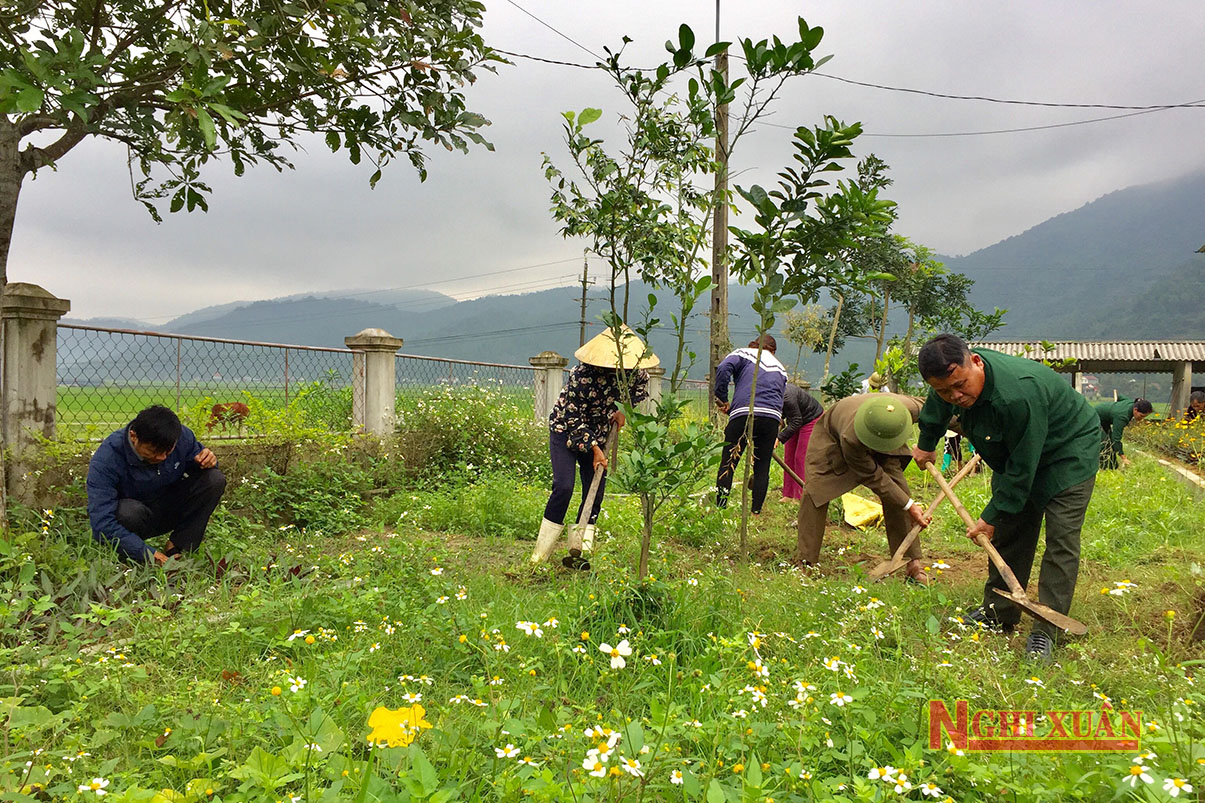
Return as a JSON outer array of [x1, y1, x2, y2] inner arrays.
[[395, 352, 535, 392], [56, 324, 539, 440], [57, 324, 365, 440]]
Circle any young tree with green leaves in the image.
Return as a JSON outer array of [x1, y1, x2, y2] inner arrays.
[[727, 119, 896, 556], [614, 394, 721, 581], [781, 303, 829, 377], [544, 20, 837, 390]]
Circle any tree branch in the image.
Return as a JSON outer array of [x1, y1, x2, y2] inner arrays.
[[17, 114, 65, 138], [102, 0, 185, 62], [20, 122, 89, 173], [89, 0, 107, 51]]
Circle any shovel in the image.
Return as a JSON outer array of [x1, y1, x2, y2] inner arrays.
[[563, 422, 619, 570], [923, 462, 1088, 636], [772, 451, 805, 488], [867, 453, 982, 581]]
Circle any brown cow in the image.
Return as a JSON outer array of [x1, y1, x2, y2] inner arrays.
[[207, 402, 250, 432]]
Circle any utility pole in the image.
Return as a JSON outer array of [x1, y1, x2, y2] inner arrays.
[[579, 249, 593, 346], [707, 0, 730, 414]]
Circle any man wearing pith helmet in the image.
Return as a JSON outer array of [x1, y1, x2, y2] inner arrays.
[[913, 333, 1100, 661], [531, 324, 657, 567], [795, 393, 934, 585]]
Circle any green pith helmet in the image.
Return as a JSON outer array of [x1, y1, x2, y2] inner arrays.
[[853, 395, 912, 452]]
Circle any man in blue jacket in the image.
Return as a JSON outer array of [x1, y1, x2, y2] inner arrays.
[[86, 405, 226, 564]]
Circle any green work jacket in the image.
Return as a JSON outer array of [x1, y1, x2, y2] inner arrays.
[[918, 349, 1099, 525], [1094, 397, 1135, 456]]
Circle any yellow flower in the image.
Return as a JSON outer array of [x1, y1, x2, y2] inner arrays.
[[581, 631, 590, 641], [271, 686, 282, 696], [305, 635, 316, 645], [1165, 610, 1176, 620], [367, 704, 433, 747], [733, 763, 744, 774]]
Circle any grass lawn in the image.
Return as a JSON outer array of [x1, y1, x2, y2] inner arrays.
[[2, 445, 1203, 802]]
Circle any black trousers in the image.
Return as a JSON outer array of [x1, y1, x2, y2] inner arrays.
[[116, 468, 227, 556], [982, 475, 1095, 638], [716, 415, 779, 514], [543, 432, 606, 526]]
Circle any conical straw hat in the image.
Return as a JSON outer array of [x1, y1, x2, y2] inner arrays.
[[574, 324, 660, 370]]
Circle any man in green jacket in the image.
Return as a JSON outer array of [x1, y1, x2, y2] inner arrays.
[[912, 334, 1100, 660], [1094, 397, 1153, 469]]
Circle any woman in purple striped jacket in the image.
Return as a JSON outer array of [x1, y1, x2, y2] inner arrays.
[[713, 335, 788, 514]]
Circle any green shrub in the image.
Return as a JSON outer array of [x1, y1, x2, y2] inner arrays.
[[227, 459, 374, 534], [393, 385, 547, 481], [372, 473, 548, 539]]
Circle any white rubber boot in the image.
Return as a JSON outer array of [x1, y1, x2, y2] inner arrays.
[[530, 518, 564, 563], [581, 523, 597, 552]]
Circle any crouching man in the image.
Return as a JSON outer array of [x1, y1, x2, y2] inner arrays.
[[87, 405, 226, 564]]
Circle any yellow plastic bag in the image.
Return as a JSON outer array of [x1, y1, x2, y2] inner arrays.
[[841, 492, 883, 529]]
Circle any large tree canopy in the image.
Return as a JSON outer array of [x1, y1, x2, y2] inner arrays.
[[0, 0, 498, 277]]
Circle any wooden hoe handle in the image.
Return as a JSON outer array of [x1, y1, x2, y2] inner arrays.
[[923, 461, 1028, 597]]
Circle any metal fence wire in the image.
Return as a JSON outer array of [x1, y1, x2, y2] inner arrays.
[[57, 324, 363, 440], [395, 353, 536, 418], [395, 353, 535, 392]]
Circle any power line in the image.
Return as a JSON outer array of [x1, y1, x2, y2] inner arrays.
[[494, 44, 1205, 112], [809, 71, 1205, 111], [761, 103, 1200, 138], [404, 321, 580, 347], [495, 48, 599, 70], [501, 0, 603, 61]]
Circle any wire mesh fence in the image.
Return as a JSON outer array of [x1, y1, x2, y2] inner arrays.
[[395, 353, 537, 417], [57, 325, 362, 440], [675, 378, 711, 415]]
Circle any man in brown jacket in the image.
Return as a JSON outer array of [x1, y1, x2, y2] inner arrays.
[[795, 393, 932, 583]]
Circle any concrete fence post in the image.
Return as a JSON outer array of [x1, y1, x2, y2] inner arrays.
[[344, 328, 404, 436], [529, 351, 568, 424], [642, 366, 665, 413], [1169, 361, 1192, 417], [2, 283, 71, 500]]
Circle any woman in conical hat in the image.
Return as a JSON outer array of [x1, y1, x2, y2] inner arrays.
[[531, 324, 658, 567]]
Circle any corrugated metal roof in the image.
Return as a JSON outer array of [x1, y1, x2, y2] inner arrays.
[[974, 341, 1205, 361]]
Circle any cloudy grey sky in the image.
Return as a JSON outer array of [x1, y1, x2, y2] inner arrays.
[[10, 0, 1205, 322]]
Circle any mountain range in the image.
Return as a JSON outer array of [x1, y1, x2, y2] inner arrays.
[[63, 171, 1204, 381]]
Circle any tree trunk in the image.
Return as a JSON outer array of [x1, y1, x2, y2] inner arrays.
[[0, 116, 23, 531], [874, 288, 890, 363], [822, 293, 845, 384], [737, 340, 765, 562], [622, 266, 630, 323], [638, 494, 653, 581], [707, 49, 730, 424], [671, 297, 689, 393]]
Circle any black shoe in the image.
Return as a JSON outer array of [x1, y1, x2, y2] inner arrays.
[[1025, 631, 1054, 662], [562, 554, 591, 571], [964, 605, 1015, 633]]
